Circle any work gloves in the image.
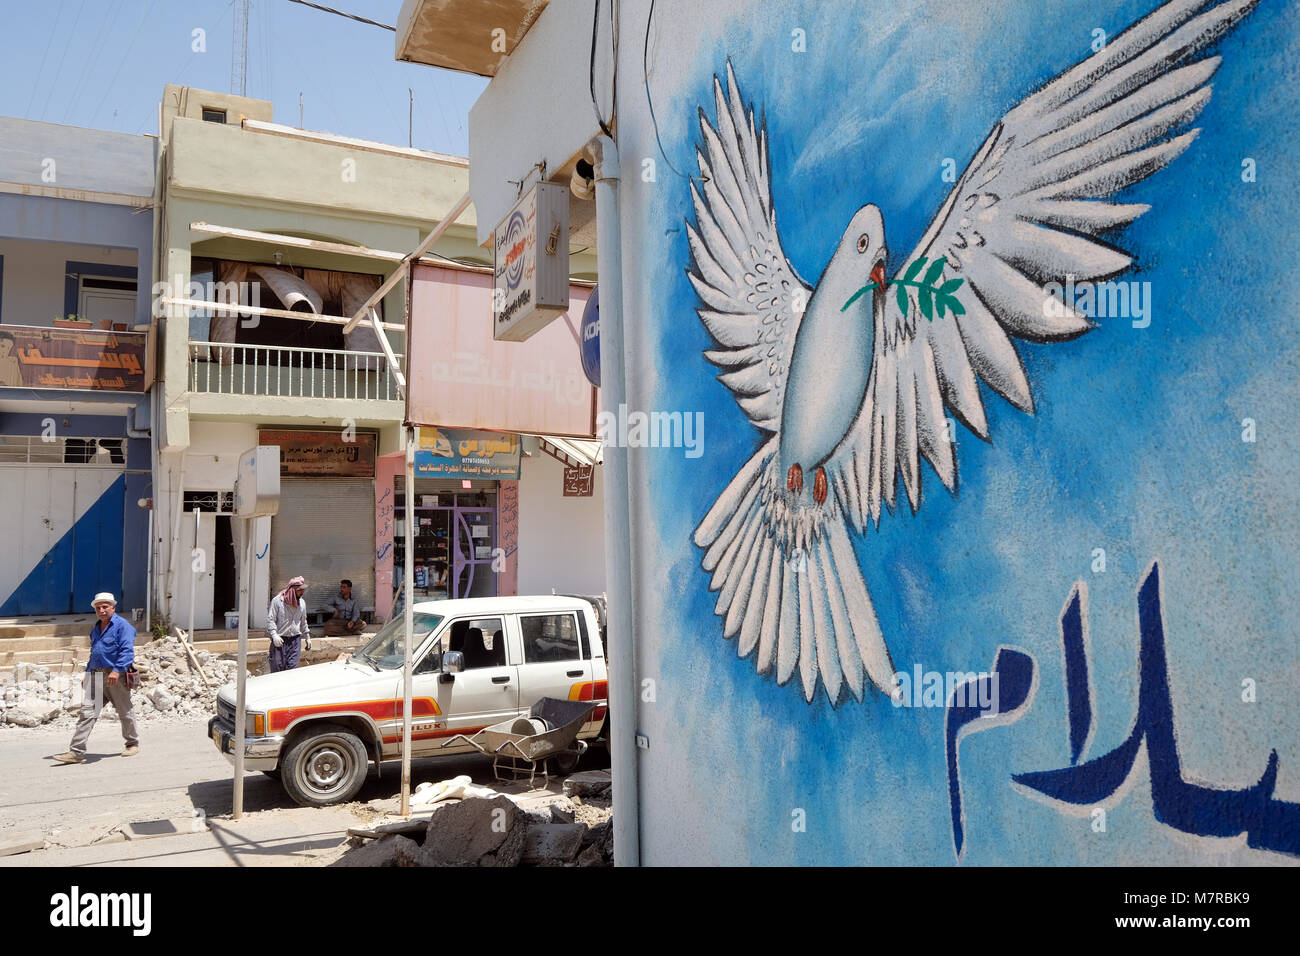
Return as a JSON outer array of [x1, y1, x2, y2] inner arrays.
[[271, 634, 284, 648]]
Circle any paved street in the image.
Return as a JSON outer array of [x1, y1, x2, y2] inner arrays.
[[0, 719, 349, 865], [0, 717, 605, 866]]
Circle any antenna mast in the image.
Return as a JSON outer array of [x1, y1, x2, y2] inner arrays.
[[231, 0, 250, 96]]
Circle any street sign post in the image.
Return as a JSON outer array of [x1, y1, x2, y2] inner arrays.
[[231, 446, 279, 820]]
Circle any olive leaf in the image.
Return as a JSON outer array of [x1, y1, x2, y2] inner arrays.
[[896, 283, 910, 317], [918, 287, 933, 320], [903, 257, 927, 282], [923, 258, 947, 286]]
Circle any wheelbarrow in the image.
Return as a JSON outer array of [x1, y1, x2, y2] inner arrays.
[[439, 697, 597, 783]]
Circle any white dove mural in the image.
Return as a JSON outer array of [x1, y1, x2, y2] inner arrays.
[[690, 0, 1259, 705]]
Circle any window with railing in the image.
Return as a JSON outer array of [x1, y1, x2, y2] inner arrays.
[[183, 255, 402, 400], [188, 341, 401, 400]]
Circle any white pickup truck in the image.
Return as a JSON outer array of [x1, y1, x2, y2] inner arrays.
[[208, 595, 609, 806]]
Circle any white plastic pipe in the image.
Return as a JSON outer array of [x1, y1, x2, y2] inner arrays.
[[592, 134, 639, 866]]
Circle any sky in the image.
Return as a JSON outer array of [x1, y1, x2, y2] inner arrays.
[[0, 0, 486, 154]]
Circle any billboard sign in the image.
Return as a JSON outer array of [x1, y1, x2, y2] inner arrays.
[[406, 264, 596, 438], [415, 427, 521, 480], [257, 429, 377, 478], [0, 325, 148, 392]]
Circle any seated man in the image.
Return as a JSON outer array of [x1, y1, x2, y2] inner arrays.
[[323, 579, 364, 637]]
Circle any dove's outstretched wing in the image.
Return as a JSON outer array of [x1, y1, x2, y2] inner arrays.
[[828, 0, 1256, 529], [687, 63, 811, 432], [691, 65, 896, 705]]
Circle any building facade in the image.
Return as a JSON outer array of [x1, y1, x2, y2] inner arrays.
[[0, 116, 156, 618], [152, 86, 604, 631]]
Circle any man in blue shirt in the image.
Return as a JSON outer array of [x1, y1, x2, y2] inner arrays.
[[323, 579, 363, 636], [53, 593, 139, 763]]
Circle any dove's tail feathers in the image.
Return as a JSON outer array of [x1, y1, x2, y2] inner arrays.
[[695, 444, 898, 705], [694, 439, 775, 552]]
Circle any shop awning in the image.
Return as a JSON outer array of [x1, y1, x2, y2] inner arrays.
[[535, 435, 603, 468]]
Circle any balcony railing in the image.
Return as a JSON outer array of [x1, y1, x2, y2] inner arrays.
[[188, 342, 402, 401]]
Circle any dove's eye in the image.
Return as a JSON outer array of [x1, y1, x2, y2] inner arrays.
[[856, 234, 869, 254]]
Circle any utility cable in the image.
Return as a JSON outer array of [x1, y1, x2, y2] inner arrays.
[[283, 0, 394, 32]]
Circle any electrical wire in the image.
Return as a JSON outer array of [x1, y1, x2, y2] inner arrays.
[[39, 0, 86, 121], [589, 0, 613, 138], [25, 4, 64, 118], [92, 0, 162, 130], [644, 0, 694, 181], [64, 0, 124, 124], [283, 0, 394, 32]]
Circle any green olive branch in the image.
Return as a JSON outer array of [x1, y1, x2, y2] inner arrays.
[[841, 256, 966, 321]]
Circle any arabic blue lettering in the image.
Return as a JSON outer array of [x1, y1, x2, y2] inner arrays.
[[945, 645, 1036, 860], [1013, 562, 1299, 858]]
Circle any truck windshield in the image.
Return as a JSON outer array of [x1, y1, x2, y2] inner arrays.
[[353, 613, 443, 670]]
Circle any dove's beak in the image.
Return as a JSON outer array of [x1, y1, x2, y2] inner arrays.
[[870, 256, 887, 317], [870, 261, 886, 289]]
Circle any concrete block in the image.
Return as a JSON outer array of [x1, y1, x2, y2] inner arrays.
[[0, 833, 44, 857], [522, 823, 586, 864]]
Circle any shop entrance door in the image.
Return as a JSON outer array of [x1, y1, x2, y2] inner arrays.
[[451, 507, 496, 599]]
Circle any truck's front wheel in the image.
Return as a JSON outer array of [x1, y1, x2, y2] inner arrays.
[[280, 724, 369, 807]]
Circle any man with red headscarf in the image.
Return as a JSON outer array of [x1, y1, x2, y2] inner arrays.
[[267, 576, 311, 672]]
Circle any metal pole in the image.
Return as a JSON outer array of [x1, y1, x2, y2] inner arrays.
[[188, 510, 199, 644], [342, 191, 473, 334], [592, 134, 640, 866], [233, 516, 253, 819], [400, 427, 416, 816]]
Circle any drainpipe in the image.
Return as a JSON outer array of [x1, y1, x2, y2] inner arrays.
[[129, 398, 151, 630], [165, 454, 187, 622], [591, 133, 640, 866], [126, 400, 150, 439]]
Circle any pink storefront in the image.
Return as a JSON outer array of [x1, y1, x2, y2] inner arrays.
[[373, 264, 596, 622]]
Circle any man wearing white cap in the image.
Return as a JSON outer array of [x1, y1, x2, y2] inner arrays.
[[53, 593, 139, 763]]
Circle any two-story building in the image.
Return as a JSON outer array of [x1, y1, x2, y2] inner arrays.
[[152, 87, 605, 630], [0, 116, 156, 618]]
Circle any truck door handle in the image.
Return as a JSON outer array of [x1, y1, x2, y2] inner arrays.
[[567, 670, 583, 677], [491, 676, 510, 684]]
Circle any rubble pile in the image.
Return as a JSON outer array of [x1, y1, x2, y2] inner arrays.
[[0, 636, 249, 730], [332, 771, 615, 868]]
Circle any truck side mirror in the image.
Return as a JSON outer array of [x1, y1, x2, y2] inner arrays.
[[442, 650, 464, 674]]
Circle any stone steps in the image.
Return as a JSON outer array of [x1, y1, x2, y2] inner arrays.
[[0, 615, 103, 640], [0, 634, 153, 653]]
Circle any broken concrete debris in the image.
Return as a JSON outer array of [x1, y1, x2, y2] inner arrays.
[[0, 636, 250, 729], [333, 788, 614, 868]]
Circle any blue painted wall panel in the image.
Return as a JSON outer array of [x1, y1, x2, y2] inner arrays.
[[70, 474, 125, 613]]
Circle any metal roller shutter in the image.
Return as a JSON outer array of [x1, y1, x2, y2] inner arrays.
[[271, 478, 375, 623]]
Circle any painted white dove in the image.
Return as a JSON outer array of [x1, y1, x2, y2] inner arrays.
[[690, 0, 1258, 704]]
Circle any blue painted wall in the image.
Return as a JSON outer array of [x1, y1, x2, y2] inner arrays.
[[0, 405, 151, 615], [614, 0, 1299, 864]]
